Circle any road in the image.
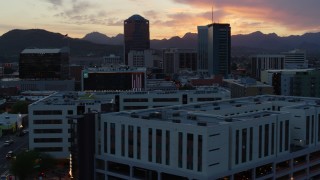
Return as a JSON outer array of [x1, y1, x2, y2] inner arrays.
[[0, 132, 29, 176]]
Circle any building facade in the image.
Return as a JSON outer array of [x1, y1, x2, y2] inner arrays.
[[124, 14, 150, 65], [96, 95, 320, 180], [224, 78, 274, 98], [81, 67, 147, 91], [28, 89, 230, 159], [197, 26, 209, 73], [163, 48, 197, 75], [283, 49, 307, 69], [208, 23, 231, 76], [19, 48, 69, 80], [251, 55, 285, 80], [260, 69, 318, 97], [103, 54, 122, 66], [128, 49, 155, 68]]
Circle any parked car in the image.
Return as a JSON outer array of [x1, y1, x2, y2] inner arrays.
[[6, 151, 14, 159], [3, 140, 14, 146]]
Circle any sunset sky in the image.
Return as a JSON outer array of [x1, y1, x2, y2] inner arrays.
[[1, 0, 320, 39]]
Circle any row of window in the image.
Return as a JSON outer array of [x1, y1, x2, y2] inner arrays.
[[33, 110, 73, 115], [235, 121, 289, 165], [104, 123, 203, 171]]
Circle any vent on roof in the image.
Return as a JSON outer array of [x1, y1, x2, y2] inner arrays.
[[225, 118, 232, 122], [130, 113, 139, 118], [172, 112, 180, 117], [197, 122, 207, 126], [214, 107, 220, 110], [172, 119, 181, 123], [187, 114, 197, 120]]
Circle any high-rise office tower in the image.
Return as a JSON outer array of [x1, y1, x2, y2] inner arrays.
[[208, 23, 231, 76], [124, 14, 150, 65], [197, 26, 209, 73]]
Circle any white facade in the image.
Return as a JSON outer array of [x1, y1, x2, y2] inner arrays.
[[261, 69, 314, 96], [283, 49, 307, 69], [251, 54, 285, 80], [103, 54, 122, 66], [96, 95, 320, 180], [163, 48, 197, 74], [28, 92, 103, 158], [128, 50, 156, 68], [28, 88, 230, 159]]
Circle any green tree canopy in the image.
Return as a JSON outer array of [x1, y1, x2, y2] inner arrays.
[[10, 150, 55, 180], [10, 100, 29, 114]]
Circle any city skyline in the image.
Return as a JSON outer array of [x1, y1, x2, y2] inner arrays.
[[1, 0, 320, 39]]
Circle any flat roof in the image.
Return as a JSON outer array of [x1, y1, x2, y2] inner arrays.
[[21, 48, 67, 54]]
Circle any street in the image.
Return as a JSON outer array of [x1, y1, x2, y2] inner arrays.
[[0, 132, 29, 176]]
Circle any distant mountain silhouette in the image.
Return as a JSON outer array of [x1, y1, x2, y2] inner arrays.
[[1, 29, 320, 62], [82, 31, 320, 56], [0, 29, 123, 62], [82, 32, 124, 45]]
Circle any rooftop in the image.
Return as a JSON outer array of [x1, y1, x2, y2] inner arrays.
[[21, 48, 68, 54], [107, 95, 320, 127]]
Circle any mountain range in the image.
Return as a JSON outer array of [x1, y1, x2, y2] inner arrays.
[[83, 31, 320, 56], [1, 29, 320, 62]]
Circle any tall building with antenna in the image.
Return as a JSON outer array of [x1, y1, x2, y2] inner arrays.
[[208, 23, 231, 76], [124, 14, 150, 65]]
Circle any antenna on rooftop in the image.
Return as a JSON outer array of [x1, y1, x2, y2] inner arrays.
[[211, 0, 214, 24]]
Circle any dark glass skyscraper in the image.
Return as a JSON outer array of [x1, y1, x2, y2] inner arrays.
[[124, 14, 150, 65], [208, 23, 231, 76]]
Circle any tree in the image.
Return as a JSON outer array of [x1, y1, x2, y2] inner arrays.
[[10, 150, 55, 180], [10, 101, 29, 114]]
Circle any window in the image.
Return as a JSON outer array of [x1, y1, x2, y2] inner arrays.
[[235, 130, 239, 164], [121, 125, 125, 156], [271, 123, 275, 155], [33, 110, 62, 115], [33, 119, 62, 124], [34, 138, 62, 143], [249, 127, 253, 161], [137, 127, 141, 159], [242, 129, 247, 162], [280, 122, 283, 152], [187, 133, 193, 169], [128, 125, 134, 158], [148, 128, 153, 162], [68, 110, 73, 115], [110, 123, 116, 154], [153, 98, 179, 102], [198, 135, 202, 172], [259, 126, 262, 157], [285, 120, 289, 151], [156, 129, 162, 164], [166, 130, 170, 165], [34, 147, 62, 152], [264, 124, 269, 157], [34, 129, 62, 134], [104, 122, 107, 153], [178, 132, 183, 168]]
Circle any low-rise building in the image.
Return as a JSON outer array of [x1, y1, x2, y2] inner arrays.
[[224, 77, 273, 98], [96, 95, 320, 180]]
